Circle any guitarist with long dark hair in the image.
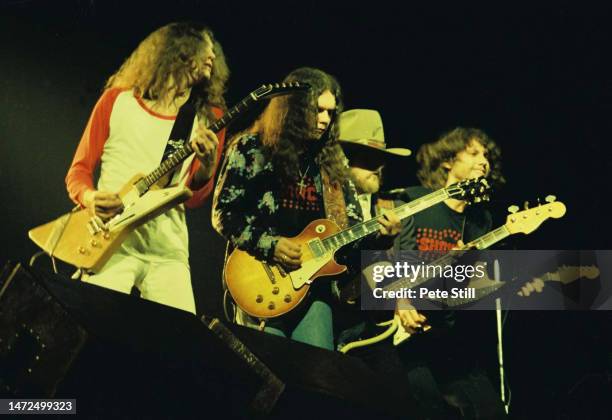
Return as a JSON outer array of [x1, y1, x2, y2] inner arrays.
[[65, 22, 229, 314], [212, 68, 401, 350]]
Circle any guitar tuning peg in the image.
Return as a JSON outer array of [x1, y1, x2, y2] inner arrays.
[[508, 205, 519, 214], [545, 195, 557, 203], [523, 201, 530, 210]]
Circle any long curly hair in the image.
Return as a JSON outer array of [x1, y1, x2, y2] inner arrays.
[[416, 127, 505, 189], [105, 22, 229, 120], [250, 67, 347, 183]]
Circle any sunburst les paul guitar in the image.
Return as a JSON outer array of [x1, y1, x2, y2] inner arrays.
[[29, 83, 310, 271], [340, 197, 567, 353], [225, 177, 490, 319]]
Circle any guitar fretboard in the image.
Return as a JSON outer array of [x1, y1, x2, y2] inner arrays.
[[134, 83, 309, 194], [382, 224, 511, 292], [469, 225, 511, 250], [136, 97, 255, 192], [319, 189, 450, 252]]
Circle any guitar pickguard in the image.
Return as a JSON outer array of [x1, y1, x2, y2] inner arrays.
[[289, 253, 333, 289], [108, 185, 189, 231]]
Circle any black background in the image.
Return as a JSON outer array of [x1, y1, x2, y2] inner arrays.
[[1, 1, 611, 417]]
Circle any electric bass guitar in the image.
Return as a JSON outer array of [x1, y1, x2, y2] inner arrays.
[[29, 82, 310, 271], [424, 264, 600, 306], [339, 197, 567, 353], [225, 177, 490, 319]]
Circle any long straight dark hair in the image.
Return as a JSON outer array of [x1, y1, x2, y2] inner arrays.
[[250, 67, 347, 183]]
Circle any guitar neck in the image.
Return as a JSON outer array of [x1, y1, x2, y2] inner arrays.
[[384, 224, 511, 292], [322, 188, 451, 252], [136, 96, 256, 194], [467, 225, 511, 250]]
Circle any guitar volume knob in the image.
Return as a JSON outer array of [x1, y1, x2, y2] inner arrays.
[[272, 287, 279, 295], [268, 302, 275, 310], [255, 295, 263, 303], [284, 295, 292, 303]]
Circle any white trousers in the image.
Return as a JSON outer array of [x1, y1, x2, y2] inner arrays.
[[83, 251, 196, 314]]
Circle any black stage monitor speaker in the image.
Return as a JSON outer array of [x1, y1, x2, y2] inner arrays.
[[0, 262, 419, 419]]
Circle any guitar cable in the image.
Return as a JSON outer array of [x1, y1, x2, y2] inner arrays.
[[29, 204, 83, 275], [221, 241, 236, 323], [28, 250, 58, 274], [222, 288, 234, 322]]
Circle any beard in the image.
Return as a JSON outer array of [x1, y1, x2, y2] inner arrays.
[[352, 173, 381, 194]]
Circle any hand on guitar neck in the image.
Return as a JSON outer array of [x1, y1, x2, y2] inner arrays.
[[517, 265, 600, 297], [375, 209, 402, 238], [82, 189, 124, 222], [272, 211, 401, 272], [368, 210, 403, 250], [190, 122, 219, 187], [517, 278, 545, 297]]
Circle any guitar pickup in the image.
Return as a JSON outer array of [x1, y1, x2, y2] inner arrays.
[[261, 263, 277, 284], [87, 219, 102, 235], [86, 223, 96, 236]]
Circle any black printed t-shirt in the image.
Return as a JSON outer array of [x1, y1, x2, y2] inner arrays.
[[274, 160, 325, 238], [401, 186, 492, 254], [399, 186, 493, 332]]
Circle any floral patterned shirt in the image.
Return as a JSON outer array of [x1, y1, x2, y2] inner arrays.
[[212, 134, 365, 262]]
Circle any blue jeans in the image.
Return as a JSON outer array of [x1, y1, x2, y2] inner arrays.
[[264, 300, 334, 350]]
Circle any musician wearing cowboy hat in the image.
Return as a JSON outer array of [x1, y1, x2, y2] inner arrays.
[[337, 110, 503, 419], [335, 109, 456, 415], [338, 109, 416, 267], [336, 109, 426, 338]]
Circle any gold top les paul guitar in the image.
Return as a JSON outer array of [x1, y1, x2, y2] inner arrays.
[[225, 177, 490, 319], [29, 83, 310, 271]]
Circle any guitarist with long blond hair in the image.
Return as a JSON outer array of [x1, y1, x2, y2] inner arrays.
[[65, 22, 229, 313]]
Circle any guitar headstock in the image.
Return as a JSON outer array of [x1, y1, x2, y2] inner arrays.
[[446, 176, 490, 204], [554, 265, 601, 284], [505, 198, 566, 234], [251, 82, 311, 101]]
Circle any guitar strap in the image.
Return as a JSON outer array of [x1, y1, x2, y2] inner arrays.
[[161, 93, 198, 186], [321, 169, 349, 229]]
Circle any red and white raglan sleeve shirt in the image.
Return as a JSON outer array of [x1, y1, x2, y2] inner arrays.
[[65, 88, 226, 264]]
